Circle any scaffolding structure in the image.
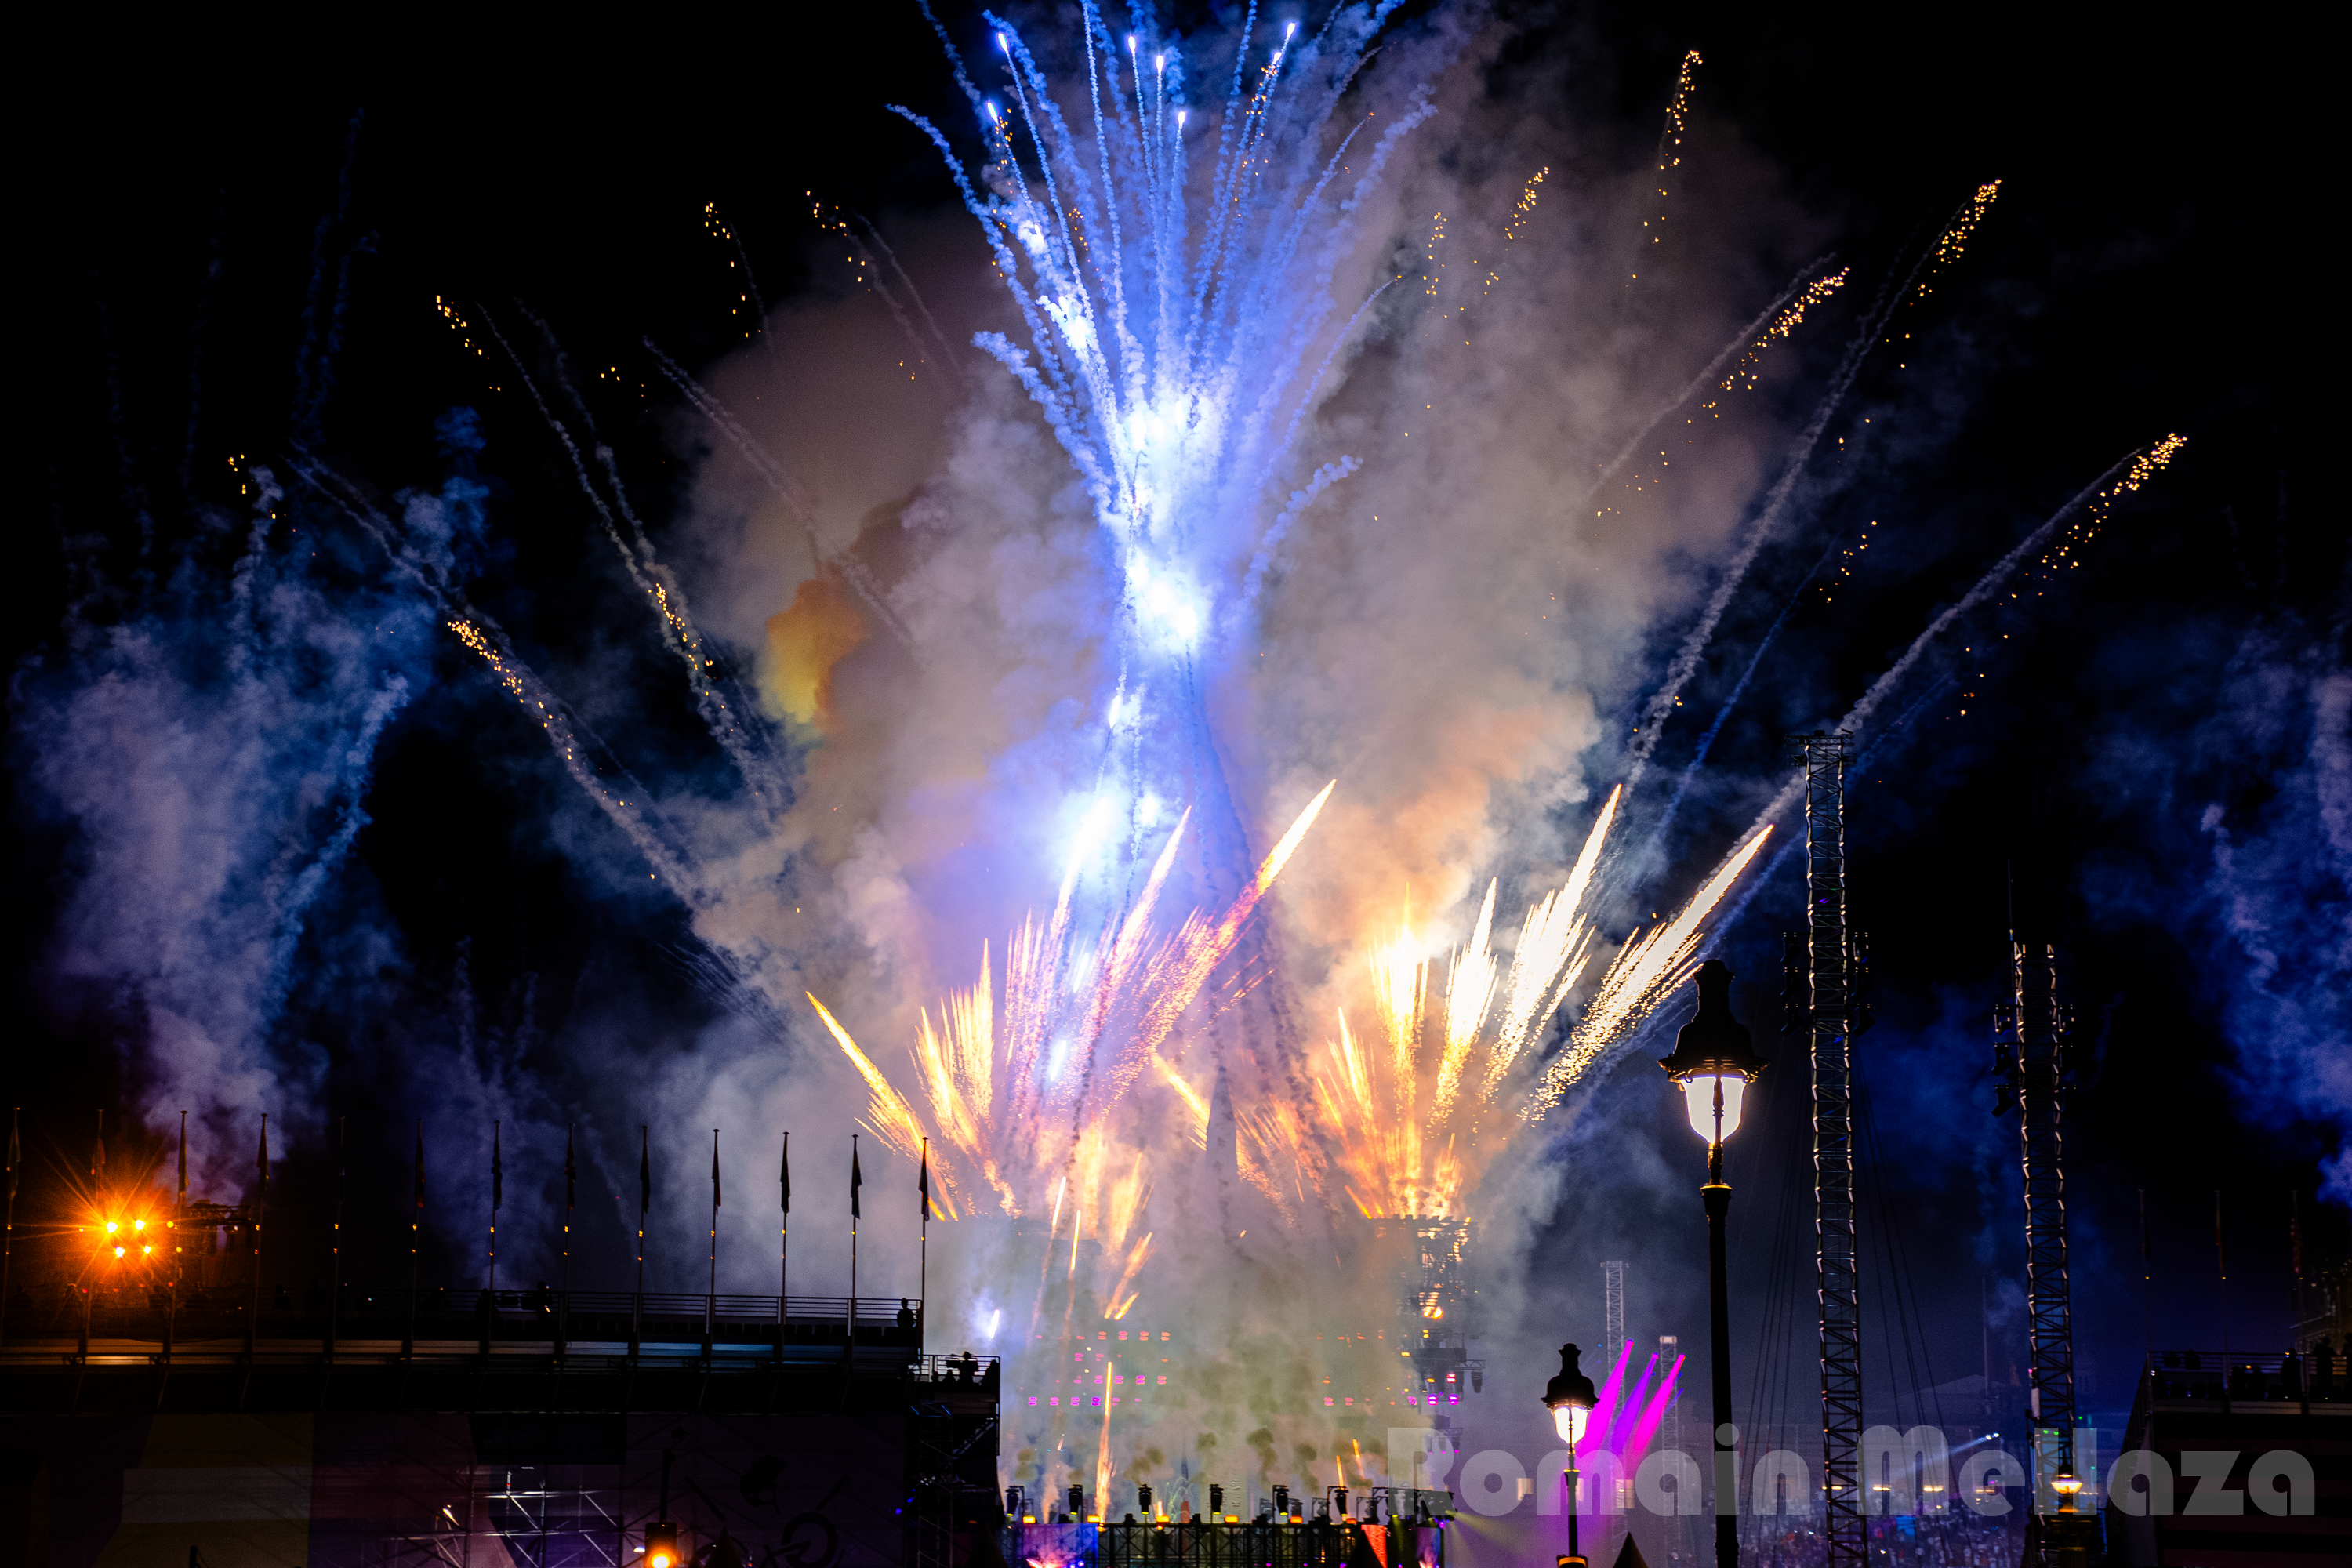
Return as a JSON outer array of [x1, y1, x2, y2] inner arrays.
[[1797, 733, 1864, 1568], [1997, 940, 2076, 1504], [1399, 1219, 1479, 1442]]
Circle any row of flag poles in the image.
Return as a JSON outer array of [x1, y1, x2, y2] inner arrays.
[[425, 1122, 935, 1339], [16, 1110, 939, 1356]]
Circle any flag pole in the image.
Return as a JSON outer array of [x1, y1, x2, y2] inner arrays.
[[560, 1123, 576, 1360], [706, 1129, 721, 1362], [2216, 1189, 2229, 1365], [2289, 1189, 2303, 1345], [90, 1114, 106, 1359], [563, 1124, 575, 1297], [176, 1110, 187, 1281], [778, 1131, 790, 1360], [328, 1116, 346, 1363], [632, 1127, 648, 1361], [407, 1120, 423, 1359], [2, 1108, 18, 1353], [919, 1137, 930, 1340], [249, 1113, 267, 1361], [489, 1120, 502, 1301], [849, 1134, 861, 1351], [2139, 1187, 2152, 1359]]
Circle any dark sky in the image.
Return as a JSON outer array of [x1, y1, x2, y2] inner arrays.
[[9, 1, 2334, 1439]]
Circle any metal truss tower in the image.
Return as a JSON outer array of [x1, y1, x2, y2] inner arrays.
[[1603, 1261, 1625, 1358], [1398, 1218, 1479, 1447], [1797, 733, 1864, 1568], [1994, 941, 2076, 1504]]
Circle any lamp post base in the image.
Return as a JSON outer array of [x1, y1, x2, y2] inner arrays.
[[2039, 1507, 2103, 1568]]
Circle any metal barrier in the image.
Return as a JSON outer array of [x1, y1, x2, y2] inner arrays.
[[1007, 1519, 1447, 1568], [915, 1352, 1001, 1387], [0, 1286, 924, 1361], [2140, 1349, 2346, 1406]]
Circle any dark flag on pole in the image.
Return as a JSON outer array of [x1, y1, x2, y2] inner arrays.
[[639, 1129, 652, 1217], [177, 1111, 188, 1205], [7, 1108, 19, 1202], [712, 1134, 723, 1209], [256, 1116, 269, 1197], [780, 1134, 790, 1214], [492, 1122, 503, 1210], [564, 1126, 577, 1214], [919, 1143, 931, 1223], [414, 1123, 426, 1210], [851, 1142, 862, 1221]]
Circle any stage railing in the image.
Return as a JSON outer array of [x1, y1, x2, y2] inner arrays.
[[0, 1285, 927, 1358], [1006, 1517, 1449, 1568], [2137, 1348, 2346, 1407]]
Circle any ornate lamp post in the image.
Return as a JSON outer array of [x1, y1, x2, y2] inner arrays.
[[1658, 960, 1768, 1568], [1544, 1342, 1599, 1566]]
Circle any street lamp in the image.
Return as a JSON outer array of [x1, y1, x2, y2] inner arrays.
[[2042, 1462, 2097, 1568], [1657, 960, 1766, 1568], [1543, 1342, 1597, 1567], [645, 1446, 680, 1568]]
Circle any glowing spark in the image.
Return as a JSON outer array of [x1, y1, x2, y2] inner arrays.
[[1432, 880, 1499, 1122], [1530, 826, 1777, 1116], [1154, 1054, 1210, 1145], [1715, 270, 1850, 394], [1480, 785, 1621, 1096], [1918, 180, 2003, 299], [806, 992, 930, 1159]]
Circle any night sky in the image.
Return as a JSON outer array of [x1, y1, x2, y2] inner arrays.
[[10, 0, 2334, 1456]]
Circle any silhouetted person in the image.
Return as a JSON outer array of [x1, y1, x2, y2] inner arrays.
[[960, 1350, 980, 1384], [896, 1298, 916, 1329], [2281, 1346, 2303, 1398]]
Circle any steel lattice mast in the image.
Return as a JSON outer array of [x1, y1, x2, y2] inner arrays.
[[1798, 734, 1864, 1568], [1997, 940, 2076, 1504]]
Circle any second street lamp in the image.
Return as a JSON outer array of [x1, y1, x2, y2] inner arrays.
[[1542, 1342, 1598, 1567], [1658, 960, 1767, 1568]]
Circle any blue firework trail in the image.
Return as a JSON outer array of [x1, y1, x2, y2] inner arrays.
[[891, 0, 1428, 866]]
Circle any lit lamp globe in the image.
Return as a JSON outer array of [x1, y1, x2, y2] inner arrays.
[[2052, 1467, 2084, 1514], [1657, 960, 1769, 1150], [1542, 1343, 1597, 1446]]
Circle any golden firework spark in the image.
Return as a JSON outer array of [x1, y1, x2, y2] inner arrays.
[[1711, 269, 1851, 396], [1310, 789, 1628, 1215], [1918, 180, 2003, 299], [804, 784, 1335, 1236], [2034, 431, 2187, 577], [1529, 824, 1775, 1117]]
